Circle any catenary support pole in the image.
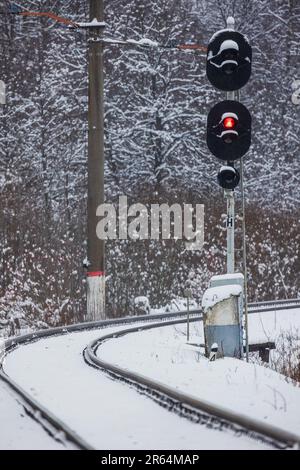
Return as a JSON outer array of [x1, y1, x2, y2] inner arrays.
[[87, 0, 105, 321]]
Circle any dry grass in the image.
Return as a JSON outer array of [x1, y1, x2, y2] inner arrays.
[[269, 329, 300, 386]]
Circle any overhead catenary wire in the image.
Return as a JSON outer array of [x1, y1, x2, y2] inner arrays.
[[18, 11, 79, 28], [1, 7, 208, 54]]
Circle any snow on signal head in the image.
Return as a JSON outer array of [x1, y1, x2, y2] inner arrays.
[[206, 30, 252, 91]]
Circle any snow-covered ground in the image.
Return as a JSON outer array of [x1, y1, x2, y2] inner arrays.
[[2, 322, 269, 450], [2, 308, 299, 450], [0, 379, 65, 450], [98, 308, 300, 439], [248, 307, 300, 343]]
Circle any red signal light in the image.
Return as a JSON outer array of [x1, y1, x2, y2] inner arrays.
[[223, 117, 236, 129]]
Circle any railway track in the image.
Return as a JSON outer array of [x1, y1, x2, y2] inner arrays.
[[248, 298, 300, 312], [0, 367, 94, 450], [84, 314, 300, 450], [0, 311, 201, 451], [1, 298, 300, 450]]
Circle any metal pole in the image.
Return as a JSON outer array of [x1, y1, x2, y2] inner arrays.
[[225, 17, 246, 357], [224, 17, 236, 275], [225, 189, 235, 273], [86, 0, 105, 321], [184, 287, 192, 342], [240, 158, 250, 361], [224, 84, 235, 274], [234, 80, 249, 361], [187, 296, 190, 342]]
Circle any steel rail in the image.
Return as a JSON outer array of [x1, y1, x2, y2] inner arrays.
[[2, 297, 300, 355], [85, 317, 300, 450], [249, 298, 300, 311], [0, 310, 202, 450], [1, 297, 299, 450], [2, 309, 201, 354], [0, 368, 94, 450]]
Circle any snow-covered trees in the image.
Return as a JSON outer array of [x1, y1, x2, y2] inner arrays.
[[104, 0, 213, 198], [0, 0, 299, 328], [0, 1, 88, 328]]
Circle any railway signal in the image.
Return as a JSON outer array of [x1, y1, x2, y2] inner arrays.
[[217, 165, 240, 190], [204, 17, 253, 360], [207, 100, 251, 161], [206, 30, 252, 91]]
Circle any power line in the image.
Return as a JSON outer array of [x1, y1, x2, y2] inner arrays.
[[1, 6, 207, 54]]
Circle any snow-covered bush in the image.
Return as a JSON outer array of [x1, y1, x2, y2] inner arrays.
[[0, 0, 299, 329], [134, 296, 150, 316]]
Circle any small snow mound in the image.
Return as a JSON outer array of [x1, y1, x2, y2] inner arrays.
[[219, 39, 239, 53], [134, 296, 149, 304]]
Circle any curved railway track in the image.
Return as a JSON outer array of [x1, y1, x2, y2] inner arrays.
[[0, 310, 201, 450], [1, 298, 300, 450], [84, 314, 300, 450], [0, 368, 94, 450], [248, 298, 300, 312]]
